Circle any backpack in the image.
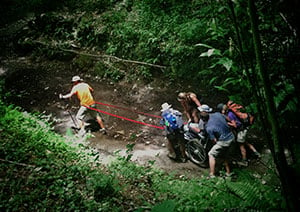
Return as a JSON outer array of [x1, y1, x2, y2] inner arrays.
[[162, 110, 183, 132], [226, 101, 254, 127]]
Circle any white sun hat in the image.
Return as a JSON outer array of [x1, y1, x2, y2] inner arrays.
[[198, 104, 212, 112], [161, 103, 172, 111], [71, 76, 82, 82]]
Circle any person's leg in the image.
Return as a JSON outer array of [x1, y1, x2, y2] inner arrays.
[[246, 142, 261, 158], [237, 129, 248, 160], [75, 106, 87, 130], [89, 104, 106, 133], [96, 115, 105, 129], [208, 144, 221, 177], [236, 143, 249, 167], [209, 155, 216, 176], [239, 143, 247, 160], [177, 132, 187, 162], [167, 134, 176, 159], [224, 160, 230, 175], [191, 108, 199, 123]]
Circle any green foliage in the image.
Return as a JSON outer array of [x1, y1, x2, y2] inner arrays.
[[0, 0, 62, 26], [79, 0, 113, 13], [94, 61, 125, 82], [0, 95, 287, 211], [0, 101, 120, 211], [73, 55, 95, 72], [108, 154, 286, 211], [151, 200, 176, 212], [1, 0, 299, 210]]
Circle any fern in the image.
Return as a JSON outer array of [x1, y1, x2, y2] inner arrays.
[[225, 178, 283, 210]]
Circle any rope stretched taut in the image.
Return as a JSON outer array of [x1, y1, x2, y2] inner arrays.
[[95, 101, 162, 119], [85, 105, 164, 130]]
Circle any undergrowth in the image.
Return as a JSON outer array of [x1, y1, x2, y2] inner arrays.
[[0, 99, 286, 211]]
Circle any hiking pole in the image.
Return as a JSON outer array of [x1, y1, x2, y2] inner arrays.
[[67, 109, 79, 130], [59, 94, 80, 130]]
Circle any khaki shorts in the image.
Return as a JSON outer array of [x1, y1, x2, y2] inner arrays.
[[236, 129, 248, 143], [208, 138, 234, 159], [76, 104, 101, 121]]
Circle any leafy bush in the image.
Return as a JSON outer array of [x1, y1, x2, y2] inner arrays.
[[0, 101, 121, 211], [108, 154, 286, 211]]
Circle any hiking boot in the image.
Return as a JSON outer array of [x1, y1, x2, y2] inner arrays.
[[237, 159, 248, 167], [253, 151, 261, 158]]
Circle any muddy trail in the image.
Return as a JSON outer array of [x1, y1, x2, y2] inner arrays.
[[0, 57, 267, 178]]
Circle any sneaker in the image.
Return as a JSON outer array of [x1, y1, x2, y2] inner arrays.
[[71, 126, 80, 131], [225, 172, 233, 177], [225, 172, 237, 181], [167, 153, 177, 160], [254, 151, 261, 158], [208, 174, 216, 179], [99, 128, 107, 135], [179, 157, 188, 163], [78, 128, 86, 137], [237, 159, 248, 167]]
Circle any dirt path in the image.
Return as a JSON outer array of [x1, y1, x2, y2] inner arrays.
[[1, 57, 269, 179], [1, 58, 212, 178]]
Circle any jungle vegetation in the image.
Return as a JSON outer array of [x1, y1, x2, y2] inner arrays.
[[0, 0, 299, 211]]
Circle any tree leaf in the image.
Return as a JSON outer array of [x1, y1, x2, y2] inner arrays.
[[195, 43, 213, 48], [214, 86, 229, 93]]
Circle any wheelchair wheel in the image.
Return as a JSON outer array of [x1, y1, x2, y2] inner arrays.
[[185, 139, 208, 167]]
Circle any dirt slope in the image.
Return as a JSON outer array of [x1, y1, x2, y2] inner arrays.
[[1, 57, 266, 178], [1, 57, 212, 177]]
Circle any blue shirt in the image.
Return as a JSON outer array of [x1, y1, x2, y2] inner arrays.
[[205, 112, 234, 142]]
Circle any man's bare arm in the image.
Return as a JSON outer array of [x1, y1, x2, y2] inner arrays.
[[190, 93, 201, 107]]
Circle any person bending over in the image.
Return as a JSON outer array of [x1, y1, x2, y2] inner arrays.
[[217, 103, 260, 167], [59, 76, 106, 134], [177, 92, 202, 123], [198, 104, 235, 178]]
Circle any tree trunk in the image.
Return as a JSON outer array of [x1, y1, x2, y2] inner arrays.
[[248, 0, 298, 211], [227, 0, 271, 149]]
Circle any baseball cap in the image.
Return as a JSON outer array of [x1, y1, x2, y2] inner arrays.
[[217, 103, 225, 112]]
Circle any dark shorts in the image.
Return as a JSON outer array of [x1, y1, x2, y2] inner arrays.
[[167, 129, 185, 145]]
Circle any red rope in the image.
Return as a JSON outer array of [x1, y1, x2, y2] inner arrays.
[[86, 106, 164, 130], [95, 101, 162, 119]]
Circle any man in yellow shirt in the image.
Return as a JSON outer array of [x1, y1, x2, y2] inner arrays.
[[59, 76, 106, 134]]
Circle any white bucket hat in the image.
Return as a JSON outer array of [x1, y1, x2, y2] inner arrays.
[[198, 104, 212, 112], [71, 76, 82, 82], [161, 103, 172, 111]]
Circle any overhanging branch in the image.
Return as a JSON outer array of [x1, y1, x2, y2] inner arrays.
[[32, 40, 166, 69]]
